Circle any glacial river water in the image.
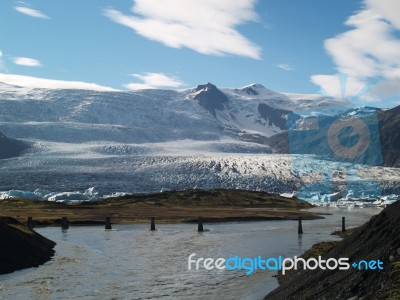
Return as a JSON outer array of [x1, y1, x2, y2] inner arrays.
[[0, 207, 381, 300]]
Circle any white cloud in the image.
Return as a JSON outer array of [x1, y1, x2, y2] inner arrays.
[[277, 64, 293, 71], [311, 74, 367, 99], [15, 6, 50, 19], [13, 57, 42, 67], [123, 72, 184, 90], [365, 0, 400, 29], [325, 9, 400, 80], [0, 74, 117, 91], [311, 0, 400, 102], [104, 0, 261, 59]]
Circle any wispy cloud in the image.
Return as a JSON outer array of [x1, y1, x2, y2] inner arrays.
[[123, 72, 184, 90], [311, 0, 400, 102], [13, 57, 42, 67], [277, 63, 293, 71], [15, 5, 50, 19], [0, 74, 117, 91], [104, 0, 261, 59]]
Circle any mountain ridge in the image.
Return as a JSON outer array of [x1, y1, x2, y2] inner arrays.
[[0, 81, 352, 144]]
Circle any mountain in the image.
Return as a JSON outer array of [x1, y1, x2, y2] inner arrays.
[[226, 83, 353, 115], [265, 105, 400, 168], [1, 81, 398, 197], [194, 83, 229, 116], [378, 105, 400, 167], [340, 106, 382, 118], [0, 81, 349, 144]]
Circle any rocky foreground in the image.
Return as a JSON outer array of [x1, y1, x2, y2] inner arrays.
[[265, 201, 400, 300], [0, 217, 55, 275]]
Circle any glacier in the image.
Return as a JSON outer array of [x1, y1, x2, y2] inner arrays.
[[0, 81, 399, 203]]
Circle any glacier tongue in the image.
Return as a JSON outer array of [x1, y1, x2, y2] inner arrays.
[[1, 82, 398, 202], [1, 147, 399, 202]]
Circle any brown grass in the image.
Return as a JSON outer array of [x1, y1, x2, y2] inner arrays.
[[0, 189, 323, 225]]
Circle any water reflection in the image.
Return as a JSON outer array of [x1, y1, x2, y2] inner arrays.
[[61, 229, 68, 240], [0, 207, 381, 300], [298, 234, 303, 250]]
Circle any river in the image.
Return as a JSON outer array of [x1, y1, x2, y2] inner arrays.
[[0, 207, 381, 300]]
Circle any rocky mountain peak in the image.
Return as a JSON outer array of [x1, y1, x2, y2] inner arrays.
[[194, 82, 228, 116]]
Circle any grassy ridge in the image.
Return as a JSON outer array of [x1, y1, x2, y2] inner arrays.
[[0, 189, 320, 225], [98, 189, 313, 208]]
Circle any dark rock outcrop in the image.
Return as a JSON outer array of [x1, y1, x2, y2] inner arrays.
[[0, 217, 56, 275], [194, 83, 228, 116], [378, 105, 400, 167], [265, 201, 400, 299], [258, 103, 300, 131], [0, 131, 29, 159], [241, 84, 261, 95]]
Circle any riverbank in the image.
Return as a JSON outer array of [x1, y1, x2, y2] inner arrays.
[[0, 206, 378, 299], [0, 217, 55, 275], [265, 201, 400, 299], [0, 189, 324, 225]]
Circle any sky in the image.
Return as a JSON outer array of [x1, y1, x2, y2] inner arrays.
[[1, 0, 400, 108]]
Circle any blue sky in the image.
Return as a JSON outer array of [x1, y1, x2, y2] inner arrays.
[[1, 0, 400, 107]]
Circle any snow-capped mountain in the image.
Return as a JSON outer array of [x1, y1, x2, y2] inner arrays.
[[2, 81, 398, 201], [339, 106, 382, 119], [192, 83, 302, 139], [0, 81, 353, 144], [225, 83, 353, 115]]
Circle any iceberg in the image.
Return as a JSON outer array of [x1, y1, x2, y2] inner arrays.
[[0, 187, 107, 203]]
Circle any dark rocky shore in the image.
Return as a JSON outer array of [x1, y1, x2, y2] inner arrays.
[[0, 217, 56, 275], [265, 201, 400, 300]]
